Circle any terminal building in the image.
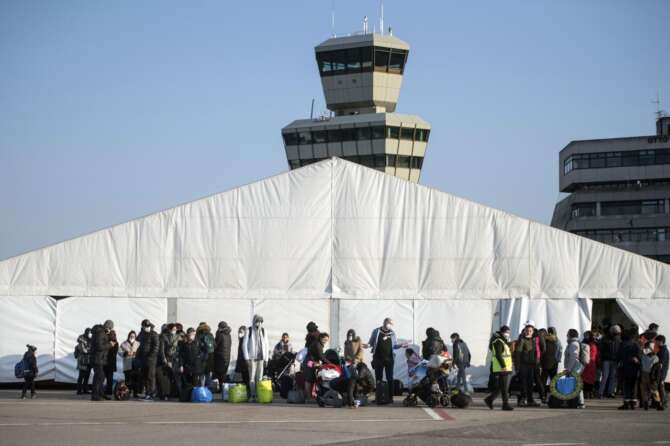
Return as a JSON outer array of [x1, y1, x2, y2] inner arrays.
[[551, 116, 670, 263], [281, 31, 431, 183]]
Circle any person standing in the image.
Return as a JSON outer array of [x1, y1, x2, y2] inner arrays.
[[196, 322, 215, 386], [515, 321, 544, 407], [119, 331, 140, 397], [242, 314, 269, 401], [179, 327, 203, 387], [618, 328, 641, 410], [564, 329, 587, 409], [20, 345, 38, 400], [137, 319, 159, 401], [213, 321, 232, 386], [581, 331, 599, 399], [75, 328, 92, 395], [103, 327, 118, 396], [540, 327, 562, 396], [90, 320, 114, 401], [234, 326, 250, 385], [484, 326, 513, 411], [655, 335, 668, 409], [639, 341, 662, 410], [599, 324, 622, 398], [369, 317, 406, 404], [451, 333, 471, 390], [157, 324, 179, 399]]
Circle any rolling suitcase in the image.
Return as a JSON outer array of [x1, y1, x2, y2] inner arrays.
[[279, 375, 293, 399], [376, 381, 390, 405]]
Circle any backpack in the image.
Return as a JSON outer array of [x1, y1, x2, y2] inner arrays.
[[200, 333, 214, 355], [14, 359, 28, 379], [579, 343, 591, 366]]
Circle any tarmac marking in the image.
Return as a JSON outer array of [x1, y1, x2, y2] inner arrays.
[[522, 443, 585, 446], [0, 418, 438, 428], [422, 407, 453, 420]]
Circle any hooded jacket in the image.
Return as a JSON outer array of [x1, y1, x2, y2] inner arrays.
[[452, 338, 471, 367], [599, 333, 622, 361], [516, 330, 545, 366], [179, 337, 203, 377], [421, 328, 446, 360], [344, 329, 364, 364], [618, 336, 641, 378], [243, 315, 269, 361], [137, 328, 160, 365], [564, 337, 586, 375], [214, 323, 232, 374], [541, 333, 562, 370], [90, 324, 111, 366], [75, 332, 91, 371]]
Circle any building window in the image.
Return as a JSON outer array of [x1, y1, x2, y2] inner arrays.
[[600, 199, 665, 216], [410, 156, 423, 169], [386, 154, 397, 167], [359, 155, 374, 167], [374, 48, 390, 72], [374, 154, 386, 167], [574, 227, 670, 244], [327, 129, 341, 143], [340, 128, 356, 141], [571, 202, 597, 217], [312, 130, 328, 144], [297, 131, 312, 145], [563, 147, 670, 175], [388, 50, 406, 74], [289, 159, 300, 169], [396, 155, 410, 168], [371, 126, 385, 139], [356, 126, 372, 140], [400, 127, 414, 141], [284, 125, 429, 146], [346, 47, 361, 72], [283, 132, 299, 146], [415, 128, 430, 142], [387, 126, 400, 139]]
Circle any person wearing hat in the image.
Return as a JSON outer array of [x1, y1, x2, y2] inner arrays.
[[213, 321, 232, 386], [598, 324, 623, 399], [137, 319, 160, 400], [179, 327, 204, 388], [242, 314, 269, 401], [90, 320, 114, 401], [515, 320, 545, 407], [20, 344, 38, 399], [484, 325, 513, 411]]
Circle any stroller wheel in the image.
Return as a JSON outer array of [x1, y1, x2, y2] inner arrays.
[[428, 396, 438, 408], [440, 395, 450, 407]]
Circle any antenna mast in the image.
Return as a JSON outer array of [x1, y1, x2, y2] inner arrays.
[[331, 0, 336, 37], [379, 0, 384, 36], [652, 92, 665, 119]]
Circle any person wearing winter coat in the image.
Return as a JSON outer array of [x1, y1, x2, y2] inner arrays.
[[369, 318, 406, 404], [640, 323, 659, 352], [484, 326, 514, 411], [20, 344, 38, 399], [136, 319, 160, 400], [90, 320, 114, 401], [344, 329, 365, 365], [305, 321, 320, 348], [655, 335, 668, 409], [563, 329, 586, 408], [617, 328, 641, 410], [119, 331, 140, 397], [598, 324, 622, 398], [639, 341, 663, 411], [234, 326, 250, 385], [273, 332, 293, 360], [540, 327, 563, 394], [451, 333, 471, 390], [213, 321, 232, 385], [515, 321, 545, 407], [75, 328, 92, 395], [179, 327, 203, 386], [242, 314, 269, 401], [196, 322, 215, 384], [156, 324, 179, 400], [581, 331, 599, 399], [103, 328, 118, 396]]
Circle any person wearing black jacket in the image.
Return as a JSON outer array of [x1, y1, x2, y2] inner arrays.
[[515, 321, 545, 407], [20, 345, 38, 399], [213, 321, 232, 386], [91, 320, 114, 401], [179, 327, 203, 386], [655, 335, 668, 409], [234, 326, 250, 385], [618, 328, 641, 410], [137, 319, 160, 401], [599, 324, 622, 398], [103, 329, 118, 396]]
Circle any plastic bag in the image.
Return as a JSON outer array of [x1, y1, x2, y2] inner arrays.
[[256, 379, 273, 404], [556, 375, 577, 395], [229, 384, 248, 403], [191, 386, 213, 403]]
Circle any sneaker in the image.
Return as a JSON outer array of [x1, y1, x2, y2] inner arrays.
[[502, 404, 514, 411], [577, 404, 585, 409], [657, 405, 665, 411], [30, 394, 36, 399], [143, 395, 154, 401], [20, 395, 26, 400], [484, 396, 493, 410]]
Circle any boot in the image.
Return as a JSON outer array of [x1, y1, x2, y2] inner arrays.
[[643, 401, 649, 411], [502, 403, 514, 411], [617, 401, 629, 410], [484, 396, 493, 410]]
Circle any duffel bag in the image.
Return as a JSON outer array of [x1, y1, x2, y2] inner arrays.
[[287, 389, 305, 404]]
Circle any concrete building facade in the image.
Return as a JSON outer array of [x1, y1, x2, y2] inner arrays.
[[551, 116, 670, 263], [281, 32, 430, 183]]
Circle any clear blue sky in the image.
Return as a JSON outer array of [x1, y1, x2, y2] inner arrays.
[[1, 1, 668, 260]]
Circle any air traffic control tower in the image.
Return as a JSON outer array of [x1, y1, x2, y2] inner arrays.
[[281, 31, 431, 183]]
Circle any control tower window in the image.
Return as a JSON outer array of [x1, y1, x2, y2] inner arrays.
[[346, 48, 361, 72], [317, 52, 333, 74], [340, 128, 356, 141], [356, 126, 372, 140], [361, 47, 373, 71], [374, 48, 390, 72], [283, 132, 299, 146], [332, 51, 347, 73], [328, 129, 342, 143], [388, 51, 406, 74], [312, 130, 328, 144], [387, 126, 400, 139], [415, 128, 430, 142], [298, 130, 313, 145], [400, 128, 414, 140], [371, 126, 385, 139]]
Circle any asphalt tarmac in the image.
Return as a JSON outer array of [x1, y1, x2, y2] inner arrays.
[[0, 390, 668, 446]]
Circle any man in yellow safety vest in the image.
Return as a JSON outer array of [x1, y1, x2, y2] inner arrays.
[[484, 325, 514, 411]]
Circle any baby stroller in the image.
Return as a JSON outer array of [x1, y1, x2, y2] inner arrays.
[[316, 349, 344, 407], [403, 355, 452, 408], [267, 351, 296, 392]]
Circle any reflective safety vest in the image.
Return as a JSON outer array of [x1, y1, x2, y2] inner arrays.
[[491, 338, 512, 373]]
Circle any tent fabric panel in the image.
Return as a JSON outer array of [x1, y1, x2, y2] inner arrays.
[[529, 223, 581, 300], [54, 297, 168, 383], [0, 296, 56, 382], [413, 300, 495, 387], [337, 299, 413, 383]]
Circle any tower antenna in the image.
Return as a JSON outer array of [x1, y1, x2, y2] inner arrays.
[[379, 0, 384, 36], [331, 0, 336, 37], [652, 91, 666, 119]]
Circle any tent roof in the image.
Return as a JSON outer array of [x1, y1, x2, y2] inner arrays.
[[2, 158, 670, 300]]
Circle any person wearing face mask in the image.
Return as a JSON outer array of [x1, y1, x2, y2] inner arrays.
[[103, 326, 118, 397], [157, 324, 179, 400], [75, 328, 92, 395], [368, 318, 406, 404], [213, 321, 232, 386], [581, 331, 599, 399], [655, 335, 668, 409], [515, 320, 544, 407], [617, 327, 641, 410], [120, 330, 140, 397], [179, 327, 203, 389], [639, 341, 662, 410], [242, 315, 269, 401], [136, 319, 160, 401], [90, 320, 114, 401], [235, 326, 250, 385], [484, 325, 513, 411]]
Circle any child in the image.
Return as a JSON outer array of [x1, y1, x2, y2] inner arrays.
[[20, 344, 38, 399], [639, 341, 661, 411], [405, 348, 421, 373]]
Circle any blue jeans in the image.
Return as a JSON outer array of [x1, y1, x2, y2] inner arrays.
[[455, 364, 467, 389], [599, 360, 618, 397]]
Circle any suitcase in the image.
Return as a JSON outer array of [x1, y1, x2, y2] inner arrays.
[[287, 389, 305, 404], [279, 375, 293, 399], [393, 379, 404, 396], [376, 381, 390, 405]]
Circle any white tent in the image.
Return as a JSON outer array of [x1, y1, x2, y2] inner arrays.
[[1, 158, 669, 385]]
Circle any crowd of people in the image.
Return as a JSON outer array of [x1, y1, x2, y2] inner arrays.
[[484, 321, 668, 411], [15, 316, 669, 412]]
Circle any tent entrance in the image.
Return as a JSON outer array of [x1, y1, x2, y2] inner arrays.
[[591, 299, 635, 332]]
